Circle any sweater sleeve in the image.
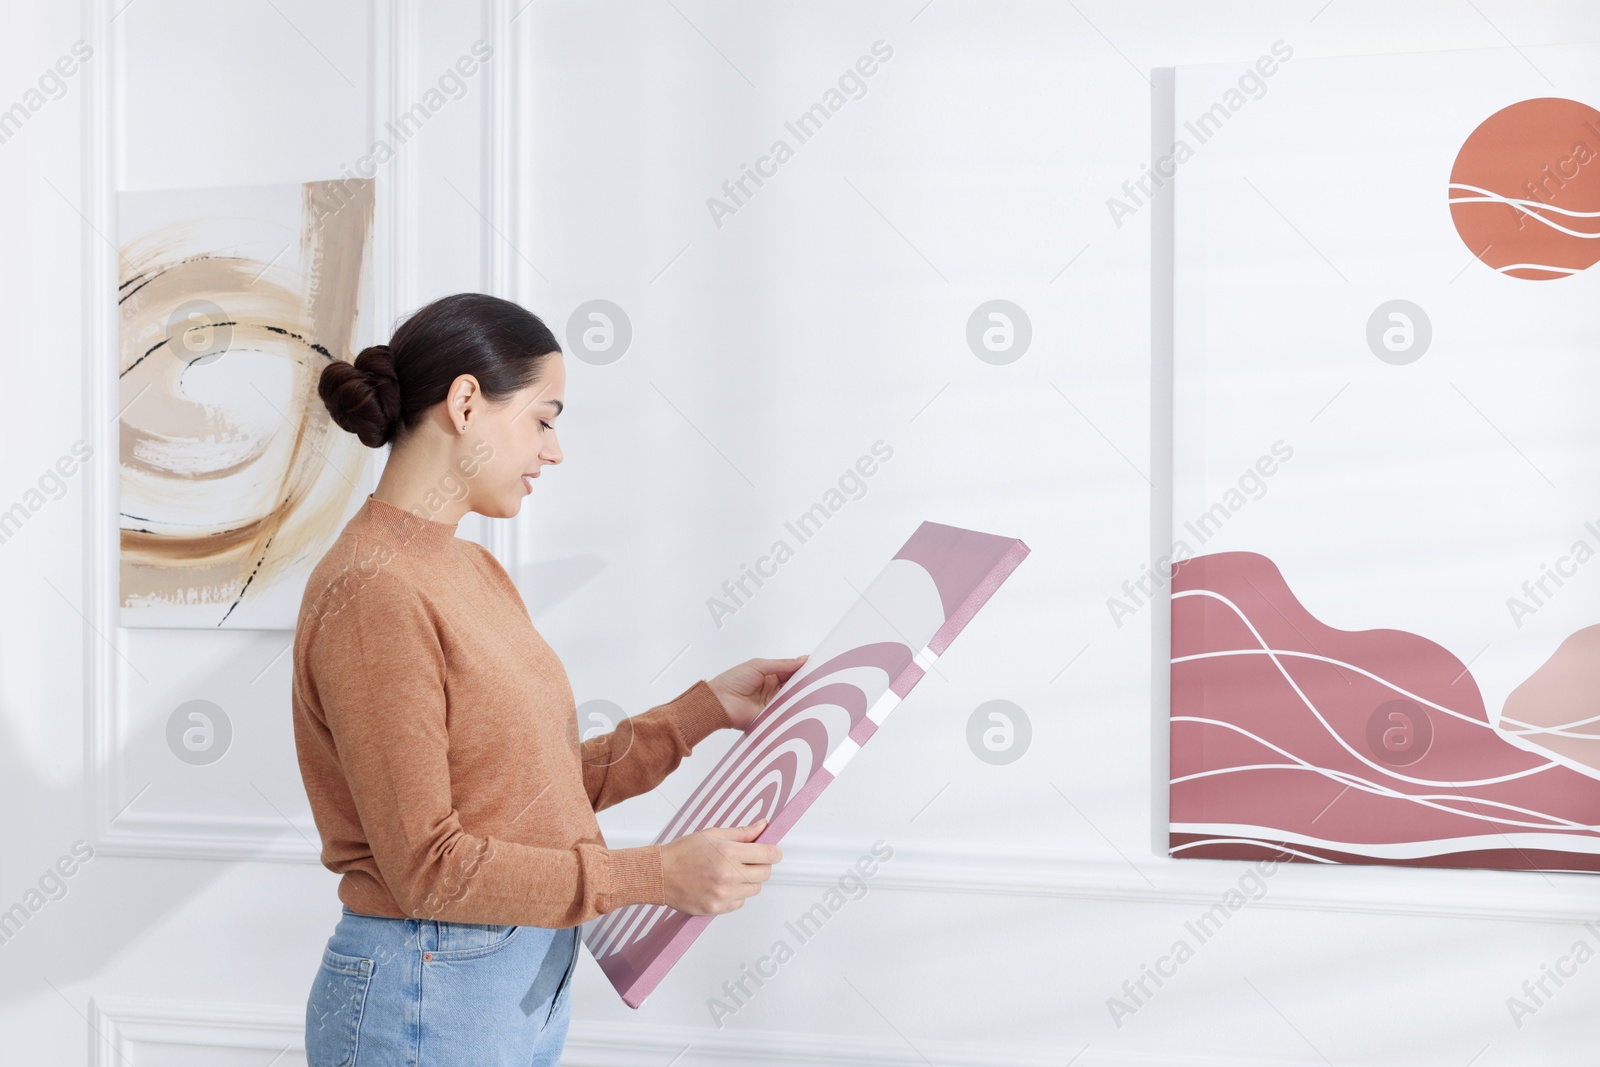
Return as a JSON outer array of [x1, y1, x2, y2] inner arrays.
[[581, 680, 735, 813], [303, 569, 665, 927]]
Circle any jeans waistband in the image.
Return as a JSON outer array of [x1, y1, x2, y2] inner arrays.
[[339, 903, 571, 934], [336, 904, 570, 959]]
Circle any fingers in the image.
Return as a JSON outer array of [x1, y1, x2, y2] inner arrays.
[[663, 819, 784, 915], [703, 838, 781, 870], [710, 844, 777, 889], [721, 847, 777, 876], [701, 818, 766, 841], [697, 832, 765, 880], [697, 825, 781, 865], [682, 820, 784, 917], [698, 832, 781, 883], [725, 841, 782, 865]]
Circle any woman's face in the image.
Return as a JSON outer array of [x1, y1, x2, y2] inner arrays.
[[468, 352, 566, 518]]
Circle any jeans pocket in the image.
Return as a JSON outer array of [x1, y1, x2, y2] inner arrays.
[[305, 946, 374, 1067], [428, 922, 521, 961]]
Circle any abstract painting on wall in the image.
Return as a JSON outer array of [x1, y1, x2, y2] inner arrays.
[[1165, 46, 1600, 873], [118, 179, 376, 629], [583, 520, 1029, 1007]]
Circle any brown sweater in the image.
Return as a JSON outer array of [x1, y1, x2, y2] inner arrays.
[[290, 493, 733, 928]]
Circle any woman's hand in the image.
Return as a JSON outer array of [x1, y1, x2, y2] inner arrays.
[[660, 818, 781, 915], [708, 655, 809, 731]]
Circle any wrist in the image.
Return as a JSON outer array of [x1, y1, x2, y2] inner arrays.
[[602, 843, 667, 910]]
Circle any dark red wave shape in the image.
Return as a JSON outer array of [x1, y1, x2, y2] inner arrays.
[[1169, 832, 1600, 873], [1170, 552, 1600, 873]]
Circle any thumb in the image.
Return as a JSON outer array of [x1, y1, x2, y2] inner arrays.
[[708, 817, 768, 842], [750, 656, 808, 672]]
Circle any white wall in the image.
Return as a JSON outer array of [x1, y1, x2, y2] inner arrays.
[[4, 1, 1600, 1064]]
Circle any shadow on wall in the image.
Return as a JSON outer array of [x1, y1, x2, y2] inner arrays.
[[0, 629, 323, 1008]]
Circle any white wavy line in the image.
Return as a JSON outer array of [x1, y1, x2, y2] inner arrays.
[[1448, 200, 1600, 238], [1171, 746, 1594, 831], [1448, 183, 1600, 218], [1169, 837, 1337, 863], [1170, 588, 1558, 786], [1503, 706, 1600, 733], [1500, 720, 1600, 739], [1171, 646, 1492, 730], [1173, 822, 1600, 860], [1175, 717, 1581, 821], [1179, 648, 1600, 742], [1448, 184, 1600, 239], [1496, 262, 1585, 275]]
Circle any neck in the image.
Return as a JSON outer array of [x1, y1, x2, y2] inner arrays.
[[371, 445, 473, 526]]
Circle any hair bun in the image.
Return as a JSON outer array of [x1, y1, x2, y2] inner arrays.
[[317, 343, 402, 448], [355, 343, 396, 383]]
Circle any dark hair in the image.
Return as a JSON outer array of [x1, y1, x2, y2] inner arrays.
[[318, 293, 561, 448]]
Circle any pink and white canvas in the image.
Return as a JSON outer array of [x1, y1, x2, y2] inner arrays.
[[583, 520, 1029, 1007]]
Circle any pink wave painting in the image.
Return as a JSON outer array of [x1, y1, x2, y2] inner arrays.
[[585, 520, 1029, 1007], [1170, 552, 1600, 873]]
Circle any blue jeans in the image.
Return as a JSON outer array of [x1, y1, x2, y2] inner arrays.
[[305, 904, 579, 1066]]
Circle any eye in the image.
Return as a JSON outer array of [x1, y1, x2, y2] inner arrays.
[[540, 420, 553, 431]]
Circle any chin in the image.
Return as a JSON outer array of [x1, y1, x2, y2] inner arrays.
[[472, 495, 516, 520]]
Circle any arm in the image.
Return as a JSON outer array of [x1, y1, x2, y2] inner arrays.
[[581, 680, 734, 813], [460, 541, 732, 810], [304, 570, 665, 927]]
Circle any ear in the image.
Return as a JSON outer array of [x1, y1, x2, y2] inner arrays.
[[447, 374, 482, 432]]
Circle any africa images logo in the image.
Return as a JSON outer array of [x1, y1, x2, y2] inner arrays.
[[1449, 96, 1600, 280]]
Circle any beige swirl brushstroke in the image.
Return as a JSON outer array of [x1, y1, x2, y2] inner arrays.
[[118, 180, 374, 626]]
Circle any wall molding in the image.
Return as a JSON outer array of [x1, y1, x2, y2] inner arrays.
[[91, 809, 318, 862], [87, 997, 303, 1065], [80, 996, 1372, 1067], [86, 799, 1600, 924], [561, 1019, 1375, 1067], [82, 0, 421, 862], [598, 832, 1599, 926], [81, 0, 120, 868], [476, 0, 524, 569], [1148, 65, 1176, 860]]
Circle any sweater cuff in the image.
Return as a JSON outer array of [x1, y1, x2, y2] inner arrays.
[[668, 679, 736, 747], [601, 843, 667, 909]]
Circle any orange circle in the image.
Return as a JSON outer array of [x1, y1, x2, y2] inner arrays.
[[1448, 97, 1600, 280]]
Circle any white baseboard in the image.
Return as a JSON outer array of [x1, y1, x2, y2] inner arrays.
[[87, 997, 302, 1065], [82, 997, 1367, 1067], [562, 1020, 1369, 1067]]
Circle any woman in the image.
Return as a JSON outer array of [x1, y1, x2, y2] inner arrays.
[[290, 292, 802, 1066]]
